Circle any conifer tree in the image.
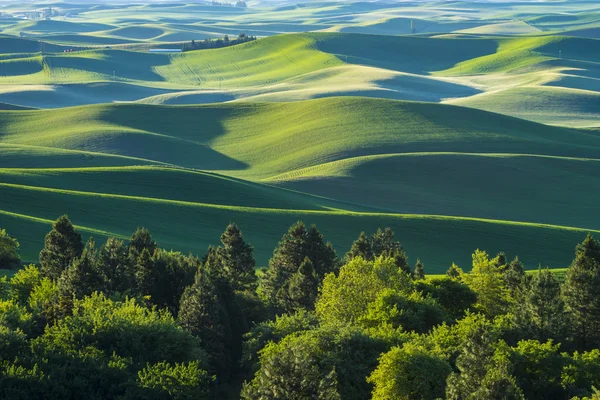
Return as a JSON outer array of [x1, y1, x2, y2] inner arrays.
[[522, 268, 565, 341], [462, 250, 510, 317], [216, 223, 256, 292], [413, 259, 425, 280], [95, 237, 131, 293], [39, 215, 84, 280], [503, 256, 526, 294], [179, 270, 232, 379], [259, 221, 336, 313], [345, 232, 372, 262], [57, 246, 101, 315], [133, 248, 154, 297], [447, 263, 463, 279], [128, 227, 157, 263], [287, 257, 319, 312], [563, 234, 600, 349]]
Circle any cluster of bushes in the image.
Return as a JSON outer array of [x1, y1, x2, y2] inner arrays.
[[0, 216, 599, 399], [182, 33, 256, 52]]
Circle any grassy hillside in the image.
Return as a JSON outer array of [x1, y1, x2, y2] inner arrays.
[[1, 97, 599, 271]]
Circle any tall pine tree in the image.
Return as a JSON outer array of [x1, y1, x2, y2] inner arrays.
[[563, 234, 600, 349], [216, 223, 256, 292], [39, 215, 84, 280], [259, 221, 336, 314]]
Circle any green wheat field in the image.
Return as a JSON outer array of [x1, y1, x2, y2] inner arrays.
[[0, 0, 599, 272]]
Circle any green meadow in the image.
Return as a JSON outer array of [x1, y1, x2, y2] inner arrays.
[[0, 1, 598, 273]]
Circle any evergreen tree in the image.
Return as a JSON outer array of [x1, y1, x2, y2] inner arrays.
[[216, 223, 256, 291], [133, 248, 154, 297], [39, 215, 84, 280], [345, 232, 372, 262], [57, 248, 101, 315], [259, 221, 336, 313], [413, 258, 425, 280], [447, 263, 463, 279], [563, 234, 600, 349], [178, 270, 232, 379], [95, 237, 131, 293], [128, 227, 157, 263], [503, 256, 526, 294], [287, 257, 319, 312], [477, 356, 525, 400], [521, 268, 565, 341], [446, 322, 497, 399]]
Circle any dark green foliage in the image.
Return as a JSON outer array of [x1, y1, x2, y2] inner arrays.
[[243, 327, 385, 400], [415, 277, 477, 320], [447, 263, 463, 279], [241, 334, 340, 400], [0, 229, 20, 269], [57, 249, 102, 315], [516, 268, 566, 341], [146, 249, 198, 315], [39, 215, 84, 281], [216, 223, 256, 292], [446, 320, 502, 399], [413, 258, 425, 280], [133, 248, 154, 297], [345, 231, 373, 261], [368, 343, 452, 400], [259, 221, 336, 314], [182, 33, 256, 51], [287, 257, 319, 312], [563, 234, 600, 349], [178, 270, 232, 379], [128, 227, 157, 263], [95, 237, 132, 294], [503, 256, 526, 294], [511, 340, 567, 400]]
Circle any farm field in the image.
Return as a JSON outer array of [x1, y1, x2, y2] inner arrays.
[[0, 0, 598, 274]]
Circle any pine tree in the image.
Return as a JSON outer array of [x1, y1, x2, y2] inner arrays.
[[128, 227, 157, 263], [39, 215, 84, 280], [345, 232, 372, 262], [503, 256, 526, 294], [287, 257, 319, 312], [133, 248, 154, 297], [95, 237, 131, 294], [179, 270, 232, 379], [216, 223, 256, 292], [413, 259, 425, 280], [563, 234, 600, 349], [259, 221, 336, 313], [57, 247, 101, 315], [447, 263, 463, 279], [523, 268, 565, 341]]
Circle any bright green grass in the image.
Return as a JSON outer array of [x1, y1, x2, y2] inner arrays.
[[0, 97, 598, 272], [448, 86, 600, 128], [1, 98, 600, 180]]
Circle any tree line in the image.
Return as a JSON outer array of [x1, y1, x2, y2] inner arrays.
[[182, 33, 256, 52], [0, 216, 599, 399]]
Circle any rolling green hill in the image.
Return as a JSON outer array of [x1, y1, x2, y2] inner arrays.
[[1, 97, 599, 271]]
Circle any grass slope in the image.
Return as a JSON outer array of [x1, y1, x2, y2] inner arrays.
[[0, 97, 598, 272]]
